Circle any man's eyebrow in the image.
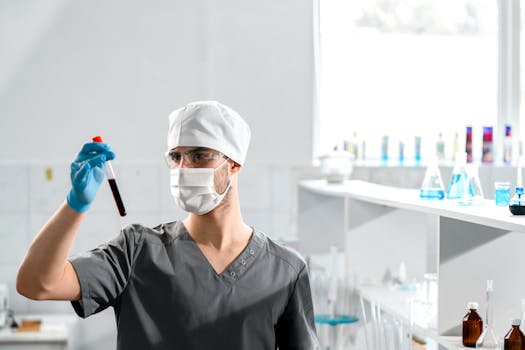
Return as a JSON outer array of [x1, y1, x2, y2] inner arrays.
[[171, 147, 209, 152], [193, 147, 214, 152]]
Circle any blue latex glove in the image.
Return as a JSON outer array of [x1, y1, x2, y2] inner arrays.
[[67, 142, 115, 213]]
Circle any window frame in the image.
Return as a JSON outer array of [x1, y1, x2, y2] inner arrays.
[[313, 0, 521, 164]]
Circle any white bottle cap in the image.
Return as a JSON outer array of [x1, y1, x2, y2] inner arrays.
[[512, 319, 521, 326], [467, 302, 479, 309]]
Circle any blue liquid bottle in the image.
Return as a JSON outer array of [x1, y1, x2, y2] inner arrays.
[[420, 156, 445, 200]]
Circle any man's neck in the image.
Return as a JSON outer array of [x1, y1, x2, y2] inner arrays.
[[182, 194, 251, 251]]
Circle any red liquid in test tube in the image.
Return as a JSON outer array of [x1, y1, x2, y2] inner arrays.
[[92, 136, 127, 216]]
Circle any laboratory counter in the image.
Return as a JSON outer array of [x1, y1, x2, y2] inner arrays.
[[0, 314, 78, 350]]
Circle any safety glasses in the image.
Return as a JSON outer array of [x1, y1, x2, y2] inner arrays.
[[164, 148, 226, 168]]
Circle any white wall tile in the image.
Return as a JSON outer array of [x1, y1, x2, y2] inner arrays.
[[269, 166, 294, 211], [238, 164, 271, 210], [270, 211, 295, 241], [89, 182, 118, 213], [76, 309, 117, 350], [0, 164, 29, 212], [160, 209, 188, 225], [29, 164, 69, 215], [27, 299, 72, 314], [113, 164, 160, 213], [159, 165, 176, 211], [124, 213, 163, 231], [69, 213, 122, 256], [0, 214, 29, 265], [242, 209, 272, 235], [0, 263, 29, 314]]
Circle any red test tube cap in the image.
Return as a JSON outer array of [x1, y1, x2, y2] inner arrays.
[[92, 135, 104, 143]]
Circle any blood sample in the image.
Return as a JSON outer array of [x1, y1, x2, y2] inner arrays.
[[92, 136, 127, 216]]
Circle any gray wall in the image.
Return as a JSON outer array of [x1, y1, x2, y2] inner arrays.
[[0, 0, 315, 164], [0, 1, 316, 349]]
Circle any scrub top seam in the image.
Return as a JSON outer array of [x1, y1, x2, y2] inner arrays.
[[267, 249, 303, 275], [114, 228, 146, 306], [68, 259, 92, 317], [280, 264, 308, 320]]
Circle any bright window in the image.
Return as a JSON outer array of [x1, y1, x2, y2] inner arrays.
[[318, 0, 498, 162]]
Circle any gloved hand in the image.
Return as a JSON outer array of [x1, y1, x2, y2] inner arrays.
[[67, 142, 115, 213]]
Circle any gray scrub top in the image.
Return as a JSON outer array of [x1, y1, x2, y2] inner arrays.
[[69, 221, 319, 350]]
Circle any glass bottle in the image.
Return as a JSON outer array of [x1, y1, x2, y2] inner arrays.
[[436, 132, 445, 161], [504, 125, 513, 165], [420, 156, 445, 200], [482, 126, 494, 164], [453, 133, 459, 162], [466, 126, 473, 163], [381, 135, 389, 163], [463, 302, 483, 347], [349, 131, 359, 160], [414, 136, 422, 164], [398, 140, 405, 164], [504, 319, 525, 350], [476, 280, 500, 349]]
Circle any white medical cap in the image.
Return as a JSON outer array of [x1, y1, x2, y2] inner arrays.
[[167, 101, 251, 166]]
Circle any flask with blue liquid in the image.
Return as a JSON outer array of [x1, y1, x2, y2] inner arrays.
[[447, 152, 484, 205], [448, 152, 470, 200], [457, 163, 484, 205], [420, 156, 445, 200]]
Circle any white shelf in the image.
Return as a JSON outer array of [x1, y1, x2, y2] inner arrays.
[[299, 179, 525, 234], [298, 179, 525, 346]]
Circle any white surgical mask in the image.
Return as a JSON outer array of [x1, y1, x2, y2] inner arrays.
[[170, 160, 231, 215]]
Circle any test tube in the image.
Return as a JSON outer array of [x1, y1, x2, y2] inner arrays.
[[92, 136, 127, 216]]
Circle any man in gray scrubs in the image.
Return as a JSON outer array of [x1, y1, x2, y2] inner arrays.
[[17, 101, 319, 349]]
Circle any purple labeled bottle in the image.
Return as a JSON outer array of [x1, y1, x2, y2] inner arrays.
[[482, 126, 494, 164], [466, 126, 473, 163]]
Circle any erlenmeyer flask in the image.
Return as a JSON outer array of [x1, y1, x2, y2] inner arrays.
[[420, 156, 445, 200], [456, 163, 484, 206], [447, 152, 469, 200], [476, 280, 500, 349]]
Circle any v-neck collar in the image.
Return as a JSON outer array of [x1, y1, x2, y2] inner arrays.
[[175, 221, 265, 283]]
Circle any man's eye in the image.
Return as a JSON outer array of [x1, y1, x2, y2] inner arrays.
[[171, 153, 182, 161], [192, 152, 208, 160]]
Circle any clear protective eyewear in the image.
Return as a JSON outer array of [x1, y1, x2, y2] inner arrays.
[[164, 148, 226, 168]]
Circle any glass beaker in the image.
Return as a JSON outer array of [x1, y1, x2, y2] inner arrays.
[[410, 273, 438, 330], [494, 182, 511, 206]]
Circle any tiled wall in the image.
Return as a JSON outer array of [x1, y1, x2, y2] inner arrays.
[[0, 160, 314, 349]]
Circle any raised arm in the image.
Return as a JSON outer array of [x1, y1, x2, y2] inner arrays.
[[16, 142, 115, 301]]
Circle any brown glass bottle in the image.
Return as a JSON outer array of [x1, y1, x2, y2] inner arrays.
[[504, 319, 525, 350], [463, 302, 483, 347]]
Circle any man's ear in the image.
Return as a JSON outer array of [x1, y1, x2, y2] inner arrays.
[[229, 160, 242, 175]]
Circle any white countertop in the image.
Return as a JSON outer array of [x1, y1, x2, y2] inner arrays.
[[299, 179, 525, 233], [0, 314, 77, 343]]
